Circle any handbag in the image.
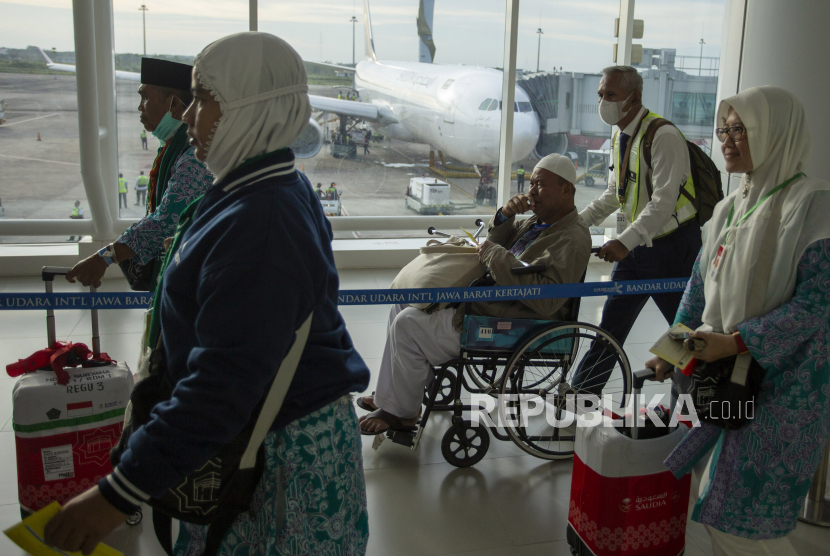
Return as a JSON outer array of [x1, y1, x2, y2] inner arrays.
[[111, 314, 312, 556], [390, 236, 485, 313], [675, 353, 765, 430], [118, 257, 157, 292]]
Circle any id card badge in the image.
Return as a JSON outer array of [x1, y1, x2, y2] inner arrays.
[[616, 212, 627, 235], [708, 245, 727, 281]]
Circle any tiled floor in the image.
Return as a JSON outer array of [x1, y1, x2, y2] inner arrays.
[[1, 263, 829, 555]]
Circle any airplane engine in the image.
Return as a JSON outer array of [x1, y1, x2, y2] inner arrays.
[[534, 132, 569, 159], [290, 118, 324, 158]]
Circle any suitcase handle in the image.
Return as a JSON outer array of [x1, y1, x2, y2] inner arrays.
[[41, 266, 100, 356], [633, 368, 657, 391], [631, 368, 658, 440]]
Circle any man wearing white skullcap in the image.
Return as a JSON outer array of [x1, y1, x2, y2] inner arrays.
[[360, 153, 591, 435]]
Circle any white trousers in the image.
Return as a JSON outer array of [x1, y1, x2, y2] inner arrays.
[[373, 304, 461, 419]]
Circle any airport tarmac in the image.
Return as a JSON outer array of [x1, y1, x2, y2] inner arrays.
[[0, 72, 605, 242]]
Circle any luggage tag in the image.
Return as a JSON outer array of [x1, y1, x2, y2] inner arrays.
[[616, 212, 627, 235]]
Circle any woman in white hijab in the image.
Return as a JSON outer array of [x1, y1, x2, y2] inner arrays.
[[44, 33, 370, 556], [647, 86, 830, 554]]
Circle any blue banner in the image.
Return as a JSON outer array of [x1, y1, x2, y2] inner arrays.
[[0, 278, 688, 310]]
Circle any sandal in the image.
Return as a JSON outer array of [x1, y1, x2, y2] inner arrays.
[[359, 409, 417, 436], [356, 393, 378, 412]]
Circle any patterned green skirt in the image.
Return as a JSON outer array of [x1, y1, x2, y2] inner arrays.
[[174, 396, 369, 556]]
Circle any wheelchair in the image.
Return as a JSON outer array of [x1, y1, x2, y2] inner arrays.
[[381, 228, 632, 468]]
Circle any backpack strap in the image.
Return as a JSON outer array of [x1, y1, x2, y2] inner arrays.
[[642, 118, 676, 199]]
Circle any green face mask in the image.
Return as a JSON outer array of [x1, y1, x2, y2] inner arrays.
[[151, 97, 183, 142]]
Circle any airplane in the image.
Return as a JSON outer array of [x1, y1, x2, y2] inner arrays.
[[37, 0, 540, 165]]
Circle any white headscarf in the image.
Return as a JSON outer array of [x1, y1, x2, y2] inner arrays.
[[193, 32, 312, 182], [699, 86, 830, 332]]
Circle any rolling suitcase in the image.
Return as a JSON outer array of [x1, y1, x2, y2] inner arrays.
[[567, 369, 691, 556], [10, 267, 134, 518]]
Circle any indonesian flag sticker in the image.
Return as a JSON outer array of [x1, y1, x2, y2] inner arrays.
[[66, 401, 93, 417]]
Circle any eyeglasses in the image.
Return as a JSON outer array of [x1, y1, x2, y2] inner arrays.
[[715, 125, 746, 143]]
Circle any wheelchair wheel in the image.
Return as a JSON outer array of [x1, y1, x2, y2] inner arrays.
[[424, 369, 456, 406], [465, 360, 505, 394], [441, 420, 490, 468], [498, 322, 631, 460]]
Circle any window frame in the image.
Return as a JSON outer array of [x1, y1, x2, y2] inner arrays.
[[0, 0, 638, 242]]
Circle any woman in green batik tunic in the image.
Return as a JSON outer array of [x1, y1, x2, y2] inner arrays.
[[648, 86, 830, 555]]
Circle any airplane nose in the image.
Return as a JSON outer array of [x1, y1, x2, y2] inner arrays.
[[511, 113, 540, 161]]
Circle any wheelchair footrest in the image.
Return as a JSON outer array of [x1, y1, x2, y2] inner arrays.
[[387, 428, 416, 447]]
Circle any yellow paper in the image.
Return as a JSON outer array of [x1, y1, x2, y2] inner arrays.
[[459, 227, 479, 246], [648, 323, 697, 368], [4, 502, 123, 556]]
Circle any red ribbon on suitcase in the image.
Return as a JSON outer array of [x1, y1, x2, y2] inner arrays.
[[6, 342, 115, 385]]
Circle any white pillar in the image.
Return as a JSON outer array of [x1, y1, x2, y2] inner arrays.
[[497, 0, 520, 208], [93, 0, 120, 234], [714, 0, 830, 190], [616, 0, 636, 66], [71, 0, 114, 240], [249, 0, 257, 31]]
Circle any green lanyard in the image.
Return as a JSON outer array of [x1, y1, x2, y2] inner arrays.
[[146, 194, 205, 349], [723, 172, 804, 244]]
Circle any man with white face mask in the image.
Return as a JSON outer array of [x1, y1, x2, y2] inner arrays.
[[573, 66, 702, 396], [65, 58, 213, 291]]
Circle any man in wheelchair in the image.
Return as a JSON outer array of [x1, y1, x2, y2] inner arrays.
[[359, 154, 592, 435]]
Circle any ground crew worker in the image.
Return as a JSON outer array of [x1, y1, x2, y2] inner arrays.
[[573, 65, 702, 396], [517, 165, 525, 192], [118, 173, 128, 209], [315, 183, 325, 200], [327, 182, 338, 200], [338, 92, 342, 99], [67, 200, 83, 241], [134, 171, 149, 205], [140, 129, 148, 150], [363, 133, 370, 155]]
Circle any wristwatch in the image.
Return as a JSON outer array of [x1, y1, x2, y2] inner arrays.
[[97, 244, 118, 266]]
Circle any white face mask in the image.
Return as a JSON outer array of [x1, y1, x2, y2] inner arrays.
[[599, 92, 634, 126]]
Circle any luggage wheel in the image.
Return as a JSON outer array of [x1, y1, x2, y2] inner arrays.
[[126, 508, 143, 526]]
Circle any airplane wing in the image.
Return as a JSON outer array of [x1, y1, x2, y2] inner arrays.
[[308, 95, 400, 126], [37, 47, 396, 125], [305, 61, 356, 73], [309, 95, 377, 119]]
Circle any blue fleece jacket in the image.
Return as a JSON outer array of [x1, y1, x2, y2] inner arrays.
[[99, 150, 370, 514]]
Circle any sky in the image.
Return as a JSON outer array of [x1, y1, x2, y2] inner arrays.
[[0, 0, 725, 74]]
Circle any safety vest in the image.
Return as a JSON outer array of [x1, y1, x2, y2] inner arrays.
[[516, 168, 525, 177], [141, 131, 146, 139], [118, 177, 128, 193], [136, 175, 150, 188], [71, 206, 80, 217], [613, 110, 696, 239]]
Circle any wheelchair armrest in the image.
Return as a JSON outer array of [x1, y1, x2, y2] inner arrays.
[[511, 264, 546, 275]]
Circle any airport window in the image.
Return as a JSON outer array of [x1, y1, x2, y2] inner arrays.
[[0, 0, 726, 247], [0, 41, 85, 240], [672, 93, 717, 127]]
